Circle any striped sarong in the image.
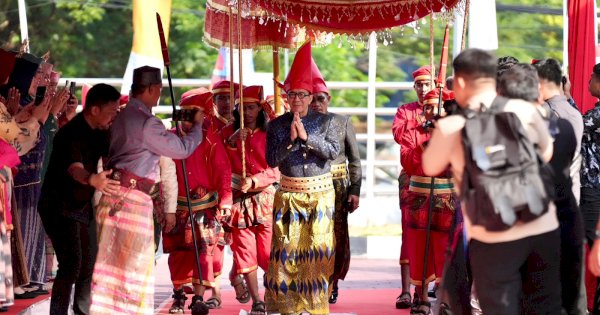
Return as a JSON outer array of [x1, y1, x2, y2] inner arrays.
[[265, 174, 336, 315], [90, 187, 154, 315]]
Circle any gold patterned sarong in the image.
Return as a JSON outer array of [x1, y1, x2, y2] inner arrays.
[[265, 173, 335, 315], [90, 187, 155, 315]]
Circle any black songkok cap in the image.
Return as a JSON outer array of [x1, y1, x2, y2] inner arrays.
[[133, 66, 162, 85]]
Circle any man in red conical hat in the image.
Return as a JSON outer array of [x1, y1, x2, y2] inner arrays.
[[264, 42, 340, 315], [163, 89, 233, 313], [308, 57, 362, 305]]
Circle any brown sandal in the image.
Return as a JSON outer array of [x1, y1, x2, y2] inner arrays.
[[395, 292, 412, 309], [204, 297, 222, 309], [231, 275, 251, 304], [250, 301, 267, 315]]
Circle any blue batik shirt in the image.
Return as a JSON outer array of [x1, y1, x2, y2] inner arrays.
[[266, 110, 341, 178], [581, 102, 600, 190]]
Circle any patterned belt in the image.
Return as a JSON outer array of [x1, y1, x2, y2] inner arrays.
[[280, 173, 333, 193], [330, 163, 347, 180], [231, 173, 266, 192], [176, 191, 219, 212], [408, 175, 455, 195]]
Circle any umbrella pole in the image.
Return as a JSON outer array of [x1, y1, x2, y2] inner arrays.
[[237, 0, 246, 178], [229, 6, 235, 104], [461, 0, 470, 51], [273, 49, 282, 115]]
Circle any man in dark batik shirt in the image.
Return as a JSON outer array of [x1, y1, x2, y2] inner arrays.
[[264, 42, 341, 315], [308, 57, 361, 305], [582, 63, 600, 314]]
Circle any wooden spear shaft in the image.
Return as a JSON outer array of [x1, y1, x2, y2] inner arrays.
[[237, 0, 246, 178], [273, 49, 281, 115]]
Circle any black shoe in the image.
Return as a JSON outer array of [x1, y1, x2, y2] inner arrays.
[[0, 306, 8, 312], [14, 291, 38, 299], [329, 289, 338, 304]]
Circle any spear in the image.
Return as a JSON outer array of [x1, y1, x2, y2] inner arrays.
[[157, 12, 209, 315], [420, 23, 450, 301]]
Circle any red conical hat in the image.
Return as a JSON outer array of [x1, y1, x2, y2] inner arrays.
[[284, 41, 313, 93], [412, 65, 432, 82], [180, 89, 214, 116], [235, 85, 264, 105], [423, 89, 440, 106], [311, 57, 328, 94], [212, 80, 240, 95]]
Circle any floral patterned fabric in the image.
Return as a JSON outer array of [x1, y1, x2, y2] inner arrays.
[[581, 103, 600, 190]]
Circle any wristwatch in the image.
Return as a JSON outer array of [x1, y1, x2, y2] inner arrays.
[[595, 230, 600, 240]]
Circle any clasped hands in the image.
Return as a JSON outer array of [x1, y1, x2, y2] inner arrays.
[[290, 112, 308, 142]]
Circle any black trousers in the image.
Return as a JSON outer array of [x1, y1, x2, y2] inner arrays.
[[556, 198, 586, 315], [581, 187, 600, 314], [469, 229, 563, 315], [41, 211, 97, 315]]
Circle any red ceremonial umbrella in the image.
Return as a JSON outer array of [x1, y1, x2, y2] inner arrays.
[[253, 0, 462, 35], [204, 0, 301, 50]]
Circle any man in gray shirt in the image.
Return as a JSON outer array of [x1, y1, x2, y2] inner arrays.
[[534, 59, 584, 203], [90, 66, 204, 314]]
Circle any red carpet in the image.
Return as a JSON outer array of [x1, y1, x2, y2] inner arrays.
[[4, 292, 50, 315], [156, 289, 411, 315]]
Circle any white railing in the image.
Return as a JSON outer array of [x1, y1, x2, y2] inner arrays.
[[59, 37, 415, 200], [61, 77, 411, 200]]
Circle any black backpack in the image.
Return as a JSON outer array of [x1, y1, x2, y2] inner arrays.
[[460, 96, 555, 232]]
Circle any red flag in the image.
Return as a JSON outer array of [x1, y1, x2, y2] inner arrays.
[[568, 0, 598, 113]]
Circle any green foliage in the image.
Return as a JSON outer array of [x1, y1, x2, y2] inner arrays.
[[0, 0, 568, 109]]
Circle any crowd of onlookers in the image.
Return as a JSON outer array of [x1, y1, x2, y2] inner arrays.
[[0, 46, 81, 312]]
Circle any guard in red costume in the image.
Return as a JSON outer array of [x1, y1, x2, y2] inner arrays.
[[392, 66, 432, 309], [163, 89, 233, 313], [395, 80, 458, 314], [222, 85, 280, 315], [205, 80, 240, 135]]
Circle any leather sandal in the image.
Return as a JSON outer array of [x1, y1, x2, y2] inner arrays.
[[250, 300, 267, 315], [204, 297, 222, 309], [231, 275, 251, 304], [395, 292, 412, 309], [410, 301, 431, 315], [168, 288, 187, 314]]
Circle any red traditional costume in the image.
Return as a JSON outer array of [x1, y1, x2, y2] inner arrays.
[[222, 86, 280, 275], [392, 66, 432, 268], [162, 90, 233, 289], [394, 84, 458, 287]]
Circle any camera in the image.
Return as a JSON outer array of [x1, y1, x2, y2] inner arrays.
[[173, 108, 198, 122]]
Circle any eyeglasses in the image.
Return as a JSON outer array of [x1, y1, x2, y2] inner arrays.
[[287, 92, 311, 100]]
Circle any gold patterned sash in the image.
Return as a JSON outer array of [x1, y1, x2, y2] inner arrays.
[[176, 191, 219, 212], [330, 163, 347, 180], [408, 175, 455, 195], [280, 173, 333, 193]]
